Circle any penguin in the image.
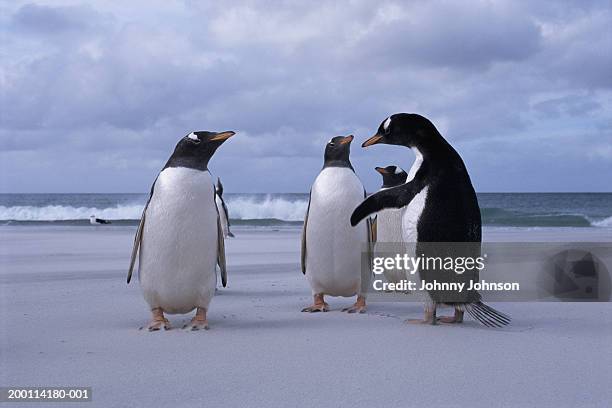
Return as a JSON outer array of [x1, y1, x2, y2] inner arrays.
[[301, 135, 374, 313], [351, 114, 510, 327], [215, 178, 234, 238], [372, 166, 408, 286], [127, 130, 235, 331], [90, 215, 111, 225]]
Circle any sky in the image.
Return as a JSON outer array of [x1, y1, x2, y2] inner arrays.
[[0, 0, 611, 193]]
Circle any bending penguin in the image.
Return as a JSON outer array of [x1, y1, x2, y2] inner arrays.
[[127, 130, 235, 331], [351, 114, 510, 327], [215, 178, 235, 238], [373, 166, 409, 286], [301, 135, 374, 313]]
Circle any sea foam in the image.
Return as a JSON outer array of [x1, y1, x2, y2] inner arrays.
[[0, 196, 309, 222]]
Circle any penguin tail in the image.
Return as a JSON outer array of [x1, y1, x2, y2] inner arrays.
[[464, 302, 510, 328]]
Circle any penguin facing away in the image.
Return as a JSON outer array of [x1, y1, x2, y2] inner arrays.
[[215, 177, 235, 238], [127, 130, 235, 331], [351, 114, 510, 327], [373, 166, 409, 286], [301, 135, 374, 313]]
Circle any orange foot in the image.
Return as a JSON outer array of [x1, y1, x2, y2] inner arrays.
[[147, 308, 171, 331], [406, 309, 435, 325], [342, 295, 367, 314], [183, 307, 209, 331], [437, 309, 464, 324], [301, 294, 329, 312]]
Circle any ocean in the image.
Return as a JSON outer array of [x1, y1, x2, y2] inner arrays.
[[0, 193, 611, 229]]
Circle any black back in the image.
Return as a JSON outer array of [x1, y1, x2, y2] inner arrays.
[[352, 113, 482, 304], [353, 114, 481, 243]]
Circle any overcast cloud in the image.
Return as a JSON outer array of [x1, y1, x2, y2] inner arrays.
[[1, 0, 610, 193]]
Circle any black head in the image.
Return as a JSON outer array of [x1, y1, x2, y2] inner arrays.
[[375, 165, 408, 188], [323, 135, 354, 170], [362, 113, 442, 150], [163, 130, 235, 171]]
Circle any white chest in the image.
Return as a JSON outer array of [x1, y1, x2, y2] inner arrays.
[[305, 167, 367, 296], [139, 167, 219, 313], [401, 148, 427, 242], [402, 186, 428, 242]]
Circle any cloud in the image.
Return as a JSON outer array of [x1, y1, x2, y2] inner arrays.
[[354, 1, 542, 70], [0, 0, 610, 192], [10, 3, 106, 35]]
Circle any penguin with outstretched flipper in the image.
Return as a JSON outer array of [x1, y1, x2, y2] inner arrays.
[[351, 114, 509, 327]]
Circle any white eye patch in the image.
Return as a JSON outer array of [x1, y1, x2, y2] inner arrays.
[[187, 132, 198, 140], [394, 166, 404, 175], [383, 117, 391, 131]]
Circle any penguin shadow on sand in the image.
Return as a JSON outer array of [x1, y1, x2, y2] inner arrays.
[[350, 113, 512, 329]]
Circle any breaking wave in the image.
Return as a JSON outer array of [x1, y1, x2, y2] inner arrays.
[[0, 196, 309, 225], [0, 204, 144, 221], [225, 196, 308, 222], [0, 195, 610, 228]]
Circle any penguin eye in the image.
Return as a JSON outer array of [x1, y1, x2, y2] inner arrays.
[[328, 142, 335, 147]]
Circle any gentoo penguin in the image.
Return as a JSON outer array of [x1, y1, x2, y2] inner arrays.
[[351, 114, 510, 327], [373, 166, 408, 286], [301, 135, 374, 313], [90, 215, 111, 225], [127, 130, 234, 331], [215, 178, 234, 238]]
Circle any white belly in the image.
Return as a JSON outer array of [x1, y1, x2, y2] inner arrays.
[[375, 207, 407, 283], [215, 195, 230, 238], [305, 168, 368, 297], [139, 167, 218, 314], [402, 148, 427, 244], [402, 186, 428, 243], [376, 207, 404, 243]]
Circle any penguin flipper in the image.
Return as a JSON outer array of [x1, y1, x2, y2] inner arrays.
[[370, 216, 377, 242], [301, 191, 311, 275], [127, 178, 158, 284], [216, 177, 224, 197], [221, 198, 231, 235], [217, 213, 227, 287], [214, 180, 232, 238], [350, 181, 424, 227], [127, 202, 148, 284]]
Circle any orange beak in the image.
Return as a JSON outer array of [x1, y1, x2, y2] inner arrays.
[[338, 135, 354, 145], [362, 133, 383, 147], [375, 166, 388, 175], [209, 131, 236, 141]]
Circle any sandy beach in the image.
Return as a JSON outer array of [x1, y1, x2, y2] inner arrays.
[[1, 225, 611, 408]]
